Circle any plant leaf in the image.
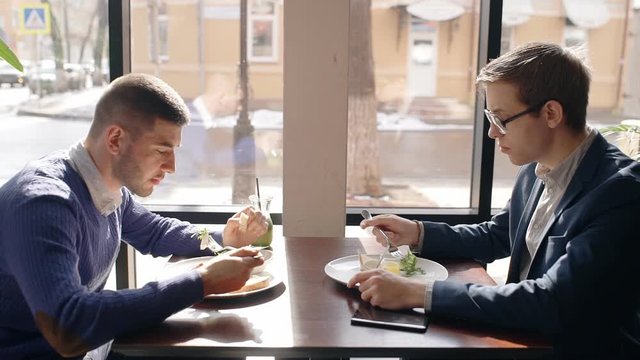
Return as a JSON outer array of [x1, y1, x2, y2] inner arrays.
[[600, 124, 640, 136], [0, 39, 23, 72]]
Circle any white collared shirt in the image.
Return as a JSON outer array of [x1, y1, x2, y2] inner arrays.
[[518, 127, 597, 280], [68, 141, 122, 216]]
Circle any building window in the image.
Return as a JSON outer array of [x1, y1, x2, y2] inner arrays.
[[563, 23, 588, 49], [500, 25, 514, 54], [148, 0, 169, 64], [249, 0, 278, 62]]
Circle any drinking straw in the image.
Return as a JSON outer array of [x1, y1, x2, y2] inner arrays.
[[255, 177, 262, 210]]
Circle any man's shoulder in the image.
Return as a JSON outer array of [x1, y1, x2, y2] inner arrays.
[[580, 149, 640, 209], [599, 143, 640, 184], [5, 152, 86, 202]]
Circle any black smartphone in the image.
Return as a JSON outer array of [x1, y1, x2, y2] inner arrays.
[[351, 305, 428, 333]]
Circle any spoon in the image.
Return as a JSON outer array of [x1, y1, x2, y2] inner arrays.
[[361, 209, 401, 255]]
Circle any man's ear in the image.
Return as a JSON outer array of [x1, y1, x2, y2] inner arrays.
[[105, 125, 126, 155], [544, 100, 564, 129]]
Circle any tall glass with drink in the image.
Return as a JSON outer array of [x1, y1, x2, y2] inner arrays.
[[249, 194, 273, 247]]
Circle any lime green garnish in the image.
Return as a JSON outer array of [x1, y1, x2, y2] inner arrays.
[[400, 252, 425, 276]]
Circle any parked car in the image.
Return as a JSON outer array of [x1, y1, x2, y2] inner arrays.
[[26, 60, 56, 95], [63, 63, 88, 90], [77, 59, 109, 86], [26, 60, 88, 95], [0, 61, 25, 87]]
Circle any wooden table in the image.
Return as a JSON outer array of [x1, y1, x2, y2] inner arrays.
[[112, 235, 552, 359]]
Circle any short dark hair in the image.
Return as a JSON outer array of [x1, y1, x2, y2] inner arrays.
[[89, 73, 190, 138], [476, 42, 591, 132]]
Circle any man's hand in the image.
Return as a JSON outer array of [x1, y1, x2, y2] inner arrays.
[[197, 247, 264, 295], [360, 214, 420, 248], [347, 269, 426, 310], [222, 206, 269, 248]]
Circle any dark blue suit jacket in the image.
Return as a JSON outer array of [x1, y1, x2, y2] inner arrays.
[[422, 133, 640, 358]]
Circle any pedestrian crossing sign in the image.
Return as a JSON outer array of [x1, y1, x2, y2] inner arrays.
[[20, 4, 51, 35]]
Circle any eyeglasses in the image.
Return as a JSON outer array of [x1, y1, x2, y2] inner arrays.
[[484, 100, 548, 135]]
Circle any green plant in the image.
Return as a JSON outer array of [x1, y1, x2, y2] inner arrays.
[[600, 122, 640, 161], [0, 38, 23, 72]]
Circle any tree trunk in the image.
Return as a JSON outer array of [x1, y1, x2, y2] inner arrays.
[[93, 0, 108, 85], [347, 0, 383, 197], [63, 0, 71, 63], [77, 1, 99, 64], [43, 0, 68, 92]]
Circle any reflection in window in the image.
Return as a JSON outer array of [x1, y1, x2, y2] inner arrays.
[[346, 1, 477, 210], [130, 0, 284, 209]]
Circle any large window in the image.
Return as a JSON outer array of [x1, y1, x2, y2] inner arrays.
[[130, 0, 284, 214], [346, 0, 480, 212], [4, 0, 635, 220]]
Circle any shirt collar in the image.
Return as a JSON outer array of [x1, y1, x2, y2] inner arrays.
[[68, 141, 122, 216], [535, 126, 597, 188]]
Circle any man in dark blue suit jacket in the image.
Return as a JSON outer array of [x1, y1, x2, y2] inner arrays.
[[349, 42, 640, 359]]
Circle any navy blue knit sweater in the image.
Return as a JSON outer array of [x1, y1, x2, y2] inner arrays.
[[0, 151, 218, 358]]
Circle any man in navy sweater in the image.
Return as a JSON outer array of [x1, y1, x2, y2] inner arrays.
[[0, 73, 269, 359], [349, 42, 640, 359]]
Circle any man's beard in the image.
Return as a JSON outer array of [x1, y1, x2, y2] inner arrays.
[[112, 153, 153, 197]]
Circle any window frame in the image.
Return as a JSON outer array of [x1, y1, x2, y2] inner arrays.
[[113, 0, 504, 289]]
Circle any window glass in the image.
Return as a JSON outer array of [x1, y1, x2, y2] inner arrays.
[[0, 0, 109, 204], [130, 0, 284, 285], [491, 0, 638, 209], [346, 0, 480, 210], [130, 0, 284, 211]]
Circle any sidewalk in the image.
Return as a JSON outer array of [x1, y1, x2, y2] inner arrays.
[[16, 86, 104, 121]]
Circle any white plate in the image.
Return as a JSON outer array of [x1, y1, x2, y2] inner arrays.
[[158, 256, 282, 299], [324, 255, 448, 285]]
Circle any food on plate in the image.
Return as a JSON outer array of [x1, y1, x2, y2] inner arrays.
[[400, 252, 426, 276], [381, 258, 401, 274], [356, 251, 426, 276], [196, 228, 213, 250], [230, 273, 271, 293]]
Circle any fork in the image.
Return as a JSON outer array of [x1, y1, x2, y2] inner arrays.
[[211, 245, 269, 256], [361, 209, 403, 258]]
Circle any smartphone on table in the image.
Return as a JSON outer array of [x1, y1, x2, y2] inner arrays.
[[351, 303, 428, 333]]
